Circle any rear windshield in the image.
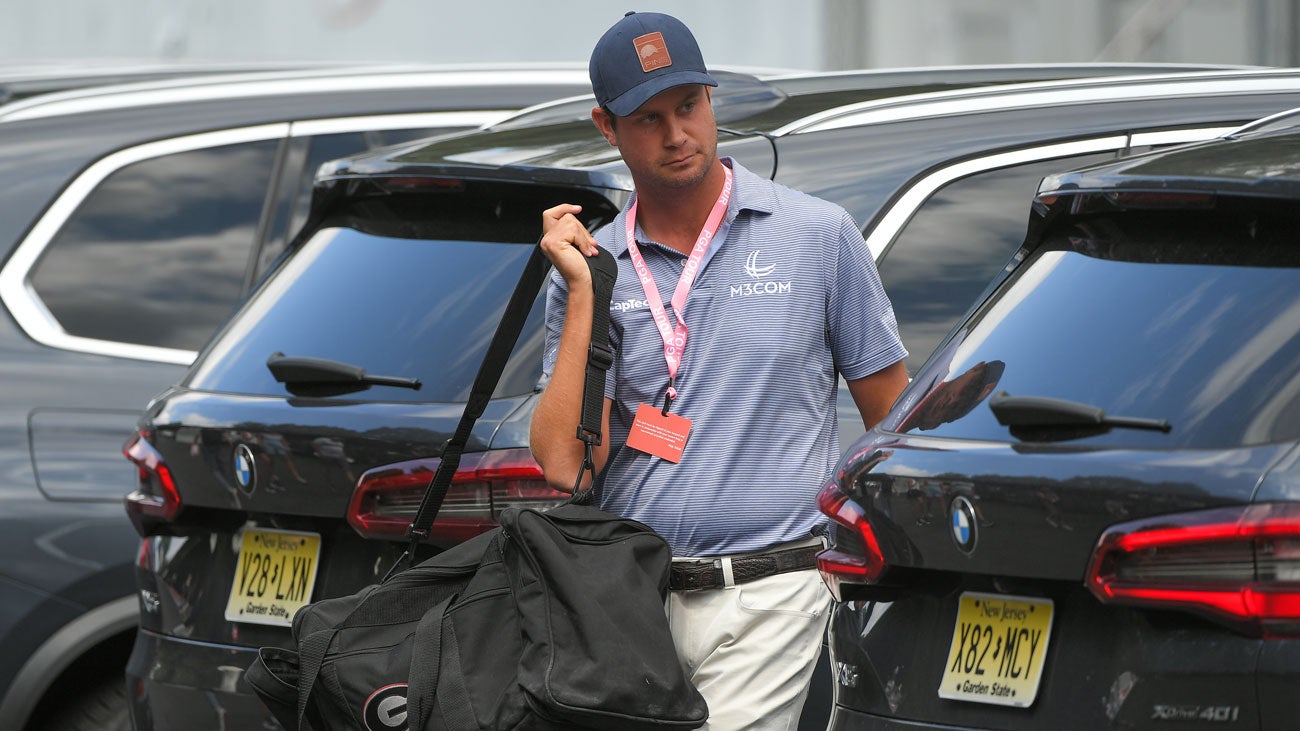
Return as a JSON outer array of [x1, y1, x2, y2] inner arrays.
[[186, 227, 546, 403], [891, 205, 1300, 449]]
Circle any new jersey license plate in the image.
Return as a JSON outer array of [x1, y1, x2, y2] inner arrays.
[[937, 591, 1054, 707], [224, 527, 321, 626]]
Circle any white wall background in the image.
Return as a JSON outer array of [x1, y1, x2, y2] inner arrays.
[[1, 0, 1295, 71], [0, 1, 827, 69]]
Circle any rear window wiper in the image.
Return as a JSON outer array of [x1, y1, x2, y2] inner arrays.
[[989, 391, 1170, 442], [267, 352, 421, 397]]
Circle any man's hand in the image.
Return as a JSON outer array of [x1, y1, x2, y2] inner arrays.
[[541, 204, 600, 287]]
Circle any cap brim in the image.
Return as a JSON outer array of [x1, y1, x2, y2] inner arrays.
[[604, 70, 718, 117]]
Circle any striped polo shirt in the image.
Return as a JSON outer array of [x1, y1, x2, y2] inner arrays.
[[542, 158, 906, 557]]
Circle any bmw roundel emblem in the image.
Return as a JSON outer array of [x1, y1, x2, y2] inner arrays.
[[234, 444, 256, 494], [950, 496, 978, 554]]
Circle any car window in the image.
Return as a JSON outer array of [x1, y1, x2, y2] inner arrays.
[[878, 153, 1115, 373], [254, 128, 475, 282], [894, 207, 1300, 449], [30, 139, 279, 351], [189, 227, 546, 403], [257, 132, 370, 279]]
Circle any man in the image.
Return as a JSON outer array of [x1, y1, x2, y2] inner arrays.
[[530, 11, 909, 730]]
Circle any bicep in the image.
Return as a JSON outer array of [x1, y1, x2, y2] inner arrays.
[[846, 361, 910, 430]]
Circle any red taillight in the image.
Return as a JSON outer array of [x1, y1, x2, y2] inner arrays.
[[1086, 502, 1300, 637], [347, 448, 567, 543], [815, 481, 888, 601], [123, 431, 182, 536]]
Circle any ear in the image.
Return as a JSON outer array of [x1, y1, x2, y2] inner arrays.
[[591, 106, 617, 147]]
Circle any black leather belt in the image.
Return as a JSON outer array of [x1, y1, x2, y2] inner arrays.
[[668, 545, 820, 591]]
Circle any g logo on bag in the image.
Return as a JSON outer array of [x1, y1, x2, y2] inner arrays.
[[363, 683, 408, 731]]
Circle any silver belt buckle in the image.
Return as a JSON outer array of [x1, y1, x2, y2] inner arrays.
[[716, 557, 735, 589]]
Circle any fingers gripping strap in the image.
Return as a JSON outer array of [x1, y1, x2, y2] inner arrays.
[[578, 248, 618, 445]]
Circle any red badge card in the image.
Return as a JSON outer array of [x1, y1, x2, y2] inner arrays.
[[626, 403, 692, 463]]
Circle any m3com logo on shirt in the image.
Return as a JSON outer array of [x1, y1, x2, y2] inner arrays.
[[732, 250, 791, 298]]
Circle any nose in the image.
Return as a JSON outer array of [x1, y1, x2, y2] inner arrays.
[[663, 117, 687, 148]]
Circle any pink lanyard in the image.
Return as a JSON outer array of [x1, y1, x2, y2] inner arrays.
[[624, 165, 733, 406]]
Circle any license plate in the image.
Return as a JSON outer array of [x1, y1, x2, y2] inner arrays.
[[224, 527, 321, 627], [937, 591, 1054, 707]]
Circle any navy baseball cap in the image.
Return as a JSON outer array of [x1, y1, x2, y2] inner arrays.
[[590, 11, 718, 117]]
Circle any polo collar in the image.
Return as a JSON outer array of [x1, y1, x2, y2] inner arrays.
[[609, 157, 777, 258]]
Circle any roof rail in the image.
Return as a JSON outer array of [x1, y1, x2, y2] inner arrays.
[[0, 64, 589, 122], [1222, 104, 1300, 139], [771, 68, 1300, 136], [486, 69, 785, 131]]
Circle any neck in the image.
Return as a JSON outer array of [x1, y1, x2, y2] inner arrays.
[[634, 159, 727, 255]]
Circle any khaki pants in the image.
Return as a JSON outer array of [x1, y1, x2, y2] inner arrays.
[[667, 567, 831, 731]]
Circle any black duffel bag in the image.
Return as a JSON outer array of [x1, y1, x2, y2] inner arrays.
[[246, 245, 707, 730], [248, 503, 706, 731]]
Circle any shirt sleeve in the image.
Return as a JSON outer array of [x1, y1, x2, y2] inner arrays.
[[827, 209, 909, 381]]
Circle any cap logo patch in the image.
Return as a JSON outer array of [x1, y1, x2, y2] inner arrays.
[[633, 31, 672, 72]]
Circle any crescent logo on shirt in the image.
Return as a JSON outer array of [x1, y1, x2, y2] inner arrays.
[[744, 250, 777, 278]]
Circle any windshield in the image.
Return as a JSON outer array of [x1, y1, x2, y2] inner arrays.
[[187, 227, 545, 403], [892, 206, 1300, 449]]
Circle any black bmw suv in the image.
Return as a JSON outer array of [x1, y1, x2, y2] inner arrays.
[[0, 64, 591, 731], [817, 111, 1300, 729], [124, 67, 1300, 729]]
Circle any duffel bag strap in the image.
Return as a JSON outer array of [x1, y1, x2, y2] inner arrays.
[[387, 239, 617, 578], [384, 242, 552, 580], [576, 245, 617, 450], [430, 611, 477, 731], [405, 244, 553, 545], [295, 627, 338, 731], [569, 246, 617, 501], [406, 594, 476, 731], [404, 594, 466, 731]]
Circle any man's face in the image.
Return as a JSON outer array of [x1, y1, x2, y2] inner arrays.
[[597, 85, 717, 193]]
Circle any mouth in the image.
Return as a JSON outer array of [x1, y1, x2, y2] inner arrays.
[[665, 153, 696, 168]]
